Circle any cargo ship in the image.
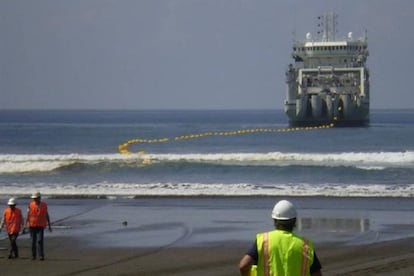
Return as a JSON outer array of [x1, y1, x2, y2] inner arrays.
[[284, 12, 370, 126]]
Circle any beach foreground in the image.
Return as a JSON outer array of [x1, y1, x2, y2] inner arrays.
[[0, 196, 413, 275], [0, 236, 413, 276]]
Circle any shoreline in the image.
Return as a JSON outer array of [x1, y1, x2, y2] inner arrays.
[[1, 196, 413, 246]]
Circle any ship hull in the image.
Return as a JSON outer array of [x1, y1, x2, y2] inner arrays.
[[287, 118, 369, 127], [285, 96, 370, 127]]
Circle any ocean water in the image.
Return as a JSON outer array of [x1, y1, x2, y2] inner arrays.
[[0, 109, 413, 198]]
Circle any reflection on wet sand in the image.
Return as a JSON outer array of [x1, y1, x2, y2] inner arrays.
[[297, 217, 370, 233]]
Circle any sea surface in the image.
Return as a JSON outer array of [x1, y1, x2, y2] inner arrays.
[[0, 109, 413, 198]]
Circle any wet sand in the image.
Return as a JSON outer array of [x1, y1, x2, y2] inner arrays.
[[0, 236, 413, 275]]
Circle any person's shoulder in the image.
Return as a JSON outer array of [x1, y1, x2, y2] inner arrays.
[[255, 231, 269, 238], [293, 232, 314, 243]]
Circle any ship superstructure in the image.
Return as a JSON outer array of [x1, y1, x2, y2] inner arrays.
[[284, 12, 370, 126]]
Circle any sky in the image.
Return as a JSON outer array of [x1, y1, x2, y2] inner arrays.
[[1, 0, 413, 110]]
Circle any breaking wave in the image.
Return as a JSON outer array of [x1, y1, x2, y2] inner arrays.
[[1, 151, 413, 174]]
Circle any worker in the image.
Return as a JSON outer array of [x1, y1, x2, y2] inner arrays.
[[26, 192, 52, 261], [239, 200, 322, 276], [0, 198, 24, 259]]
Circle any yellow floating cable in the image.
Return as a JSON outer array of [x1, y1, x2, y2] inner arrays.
[[117, 123, 334, 154]]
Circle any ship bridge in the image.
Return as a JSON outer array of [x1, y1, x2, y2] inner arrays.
[[292, 37, 368, 68]]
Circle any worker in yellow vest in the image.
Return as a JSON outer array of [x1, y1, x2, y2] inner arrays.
[[26, 192, 52, 261], [0, 198, 24, 259], [239, 200, 322, 276]]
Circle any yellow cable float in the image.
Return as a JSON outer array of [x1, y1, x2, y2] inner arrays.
[[117, 123, 334, 154]]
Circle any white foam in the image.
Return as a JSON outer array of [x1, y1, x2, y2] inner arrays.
[[1, 151, 413, 174], [1, 182, 413, 198]]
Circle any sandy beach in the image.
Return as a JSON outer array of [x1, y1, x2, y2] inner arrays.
[[0, 236, 413, 275], [0, 196, 413, 275]]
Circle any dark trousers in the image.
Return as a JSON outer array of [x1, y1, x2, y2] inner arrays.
[[29, 227, 44, 259], [7, 233, 19, 258]]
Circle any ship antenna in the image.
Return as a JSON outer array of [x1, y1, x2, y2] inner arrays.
[[320, 12, 337, 42], [292, 29, 296, 44]]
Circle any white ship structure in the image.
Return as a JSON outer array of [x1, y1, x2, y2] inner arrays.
[[285, 12, 370, 126]]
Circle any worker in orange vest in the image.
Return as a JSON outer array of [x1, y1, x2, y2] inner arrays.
[[0, 198, 24, 259], [25, 192, 52, 261]]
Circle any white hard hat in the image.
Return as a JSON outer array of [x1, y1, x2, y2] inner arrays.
[[31, 192, 41, 199], [271, 200, 297, 220], [7, 198, 16, 206]]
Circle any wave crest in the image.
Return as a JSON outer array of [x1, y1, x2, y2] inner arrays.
[[0, 151, 413, 174]]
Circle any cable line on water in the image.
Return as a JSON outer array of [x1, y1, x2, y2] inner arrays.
[[117, 124, 334, 154]]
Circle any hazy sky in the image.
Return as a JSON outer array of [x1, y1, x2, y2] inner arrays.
[[1, 0, 413, 110]]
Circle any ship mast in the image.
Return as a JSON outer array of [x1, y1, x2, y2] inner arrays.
[[318, 12, 338, 42]]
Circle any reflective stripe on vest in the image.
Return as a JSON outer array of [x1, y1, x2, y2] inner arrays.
[[263, 232, 270, 276], [301, 239, 311, 276], [256, 229, 314, 276], [28, 201, 48, 228], [4, 208, 23, 234]]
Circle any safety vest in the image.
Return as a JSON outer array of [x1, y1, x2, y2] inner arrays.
[[28, 201, 48, 228], [3, 207, 23, 234], [254, 229, 314, 276]]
